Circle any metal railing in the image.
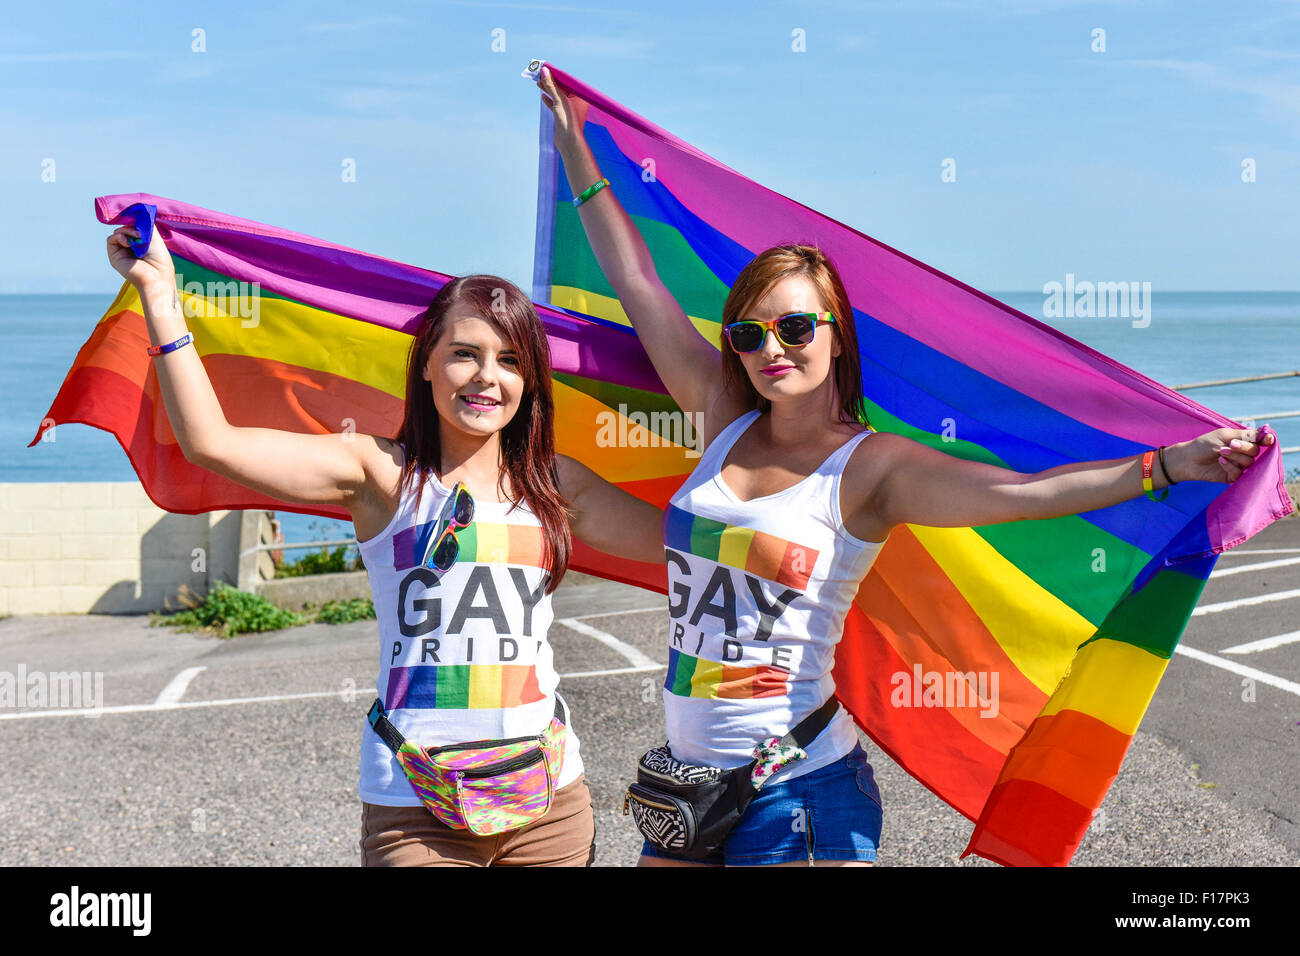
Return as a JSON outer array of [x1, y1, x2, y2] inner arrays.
[[239, 539, 358, 559], [1172, 370, 1299, 390], [1172, 370, 1299, 456]]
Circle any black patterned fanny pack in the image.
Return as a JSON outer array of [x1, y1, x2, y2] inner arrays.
[[622, 697, 839, 860]]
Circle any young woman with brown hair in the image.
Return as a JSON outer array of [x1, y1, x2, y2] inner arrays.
[[539, 66, 1274, 867], [107, 225, 665, 866]]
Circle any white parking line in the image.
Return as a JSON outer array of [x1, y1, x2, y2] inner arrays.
[[561, 664, 664, 678], [0, 688, 345, 721], [0, 662, 666, 722], [1220, 631, 1300, 655], [555, 616, 659, 669], [1174, 644, 1300, 697], [566, 607, 665, 621], [1211, 557, 1300, 578], [1192, 588, 1300, 616], [1218, 548, 1300, 556], [152, 666, 205, 706]]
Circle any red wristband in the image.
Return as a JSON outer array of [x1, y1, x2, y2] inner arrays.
[[1142, 450, 1169, 502]]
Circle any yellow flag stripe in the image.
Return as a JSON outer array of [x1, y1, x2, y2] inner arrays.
[[909, 524, 1096, 694]]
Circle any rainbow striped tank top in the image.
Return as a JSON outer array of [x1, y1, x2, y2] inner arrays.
[[662, 409, 885, 783], [355, 448, 582, 806]]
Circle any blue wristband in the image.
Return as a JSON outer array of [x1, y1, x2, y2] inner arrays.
[[147, 332, 193, 356]]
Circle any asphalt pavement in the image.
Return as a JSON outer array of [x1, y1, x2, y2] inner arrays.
[[1, 518, 1297, 867]]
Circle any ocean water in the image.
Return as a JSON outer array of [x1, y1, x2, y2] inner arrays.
[[4, 292, 1297, 548]]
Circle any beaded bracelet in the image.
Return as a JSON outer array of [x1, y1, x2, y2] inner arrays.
[[1157, 444, 1177, 486], [146, 333, 193, 357], [573, 178, 609, 207]]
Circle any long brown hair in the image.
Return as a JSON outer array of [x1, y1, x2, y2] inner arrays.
[[394, 275, 572, 593], [720, 244, 869, 427]]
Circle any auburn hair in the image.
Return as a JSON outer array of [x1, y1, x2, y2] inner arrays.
[[720, 244, 869, 428], [393, 275, 572, 593]]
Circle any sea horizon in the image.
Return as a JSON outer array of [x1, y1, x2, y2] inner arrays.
[[6, 291, 1297, 547]]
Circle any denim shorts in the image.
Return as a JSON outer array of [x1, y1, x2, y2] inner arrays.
[[639, 744, 883, 866]]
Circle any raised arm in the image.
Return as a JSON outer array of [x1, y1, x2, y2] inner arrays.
[[107, 225, 375, 512], [539, 67, 728, 421], [846, 428, 1274, 534], [556, 455, 665, 566]]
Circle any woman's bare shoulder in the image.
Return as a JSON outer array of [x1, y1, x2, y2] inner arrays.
[[842, 429, 909, 498], [698, 387, 756, 453]]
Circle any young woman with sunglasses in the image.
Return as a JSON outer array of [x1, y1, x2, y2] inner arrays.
[[539, 67, 1275, 867], [108, 225, 666, 866]]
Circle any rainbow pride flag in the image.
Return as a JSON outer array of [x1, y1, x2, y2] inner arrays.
[[528, 64, 1294, 865], [30, 192, 676, 592]]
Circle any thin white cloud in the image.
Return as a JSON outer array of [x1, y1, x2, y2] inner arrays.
[[521, 33, 656, 59], [833, 34, 873, 52], [325, 87, 411, 112], [316, 64, 506, 114], [811, 0, 1131, 14], [156, 57, 222, 83], [436, 0, 631, 12], [694, 63, 745, 78], [0, 50, 147, 63], [305, 15, 405, 33], [1117, 57, 1300, 123], [1233, 45, 1300, 61]]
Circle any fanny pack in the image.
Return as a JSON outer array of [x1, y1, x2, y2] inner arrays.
[[366, 697, 566, 836], [623, 697, 839, 860]]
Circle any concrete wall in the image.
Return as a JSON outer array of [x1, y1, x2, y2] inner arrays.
[[256, 570, 370, 611], [0, 483, 276, 616]]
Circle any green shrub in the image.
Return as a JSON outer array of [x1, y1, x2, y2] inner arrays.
[[152, 582, 307, 638], [274, 544, 360, 578], [314, 597, 377, 624]]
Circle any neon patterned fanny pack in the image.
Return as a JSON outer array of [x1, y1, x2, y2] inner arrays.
[[366, 698, 566, 835]]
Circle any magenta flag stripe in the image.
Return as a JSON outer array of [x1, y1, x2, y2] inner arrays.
[[591, 102, 1232, 440], [539, 64, 1291, 555], [549, 66, 1241, 440], [1200, 459, 1297, 559], [96, 193, 666, 393]]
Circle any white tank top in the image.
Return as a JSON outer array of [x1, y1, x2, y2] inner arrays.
[[662, 409, 885, 783], [355, 445, 583, 805]]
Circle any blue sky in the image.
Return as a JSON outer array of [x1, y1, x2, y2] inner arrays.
[[4, 0, 1299, 293]]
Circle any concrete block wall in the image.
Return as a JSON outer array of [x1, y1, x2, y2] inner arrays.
[[0, 483, 276, 616]]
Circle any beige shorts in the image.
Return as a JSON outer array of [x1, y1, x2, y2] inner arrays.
[[359, 775, 595, 867]]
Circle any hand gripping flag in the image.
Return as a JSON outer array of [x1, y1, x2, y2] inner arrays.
[[525, 63, 1294, 865]]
